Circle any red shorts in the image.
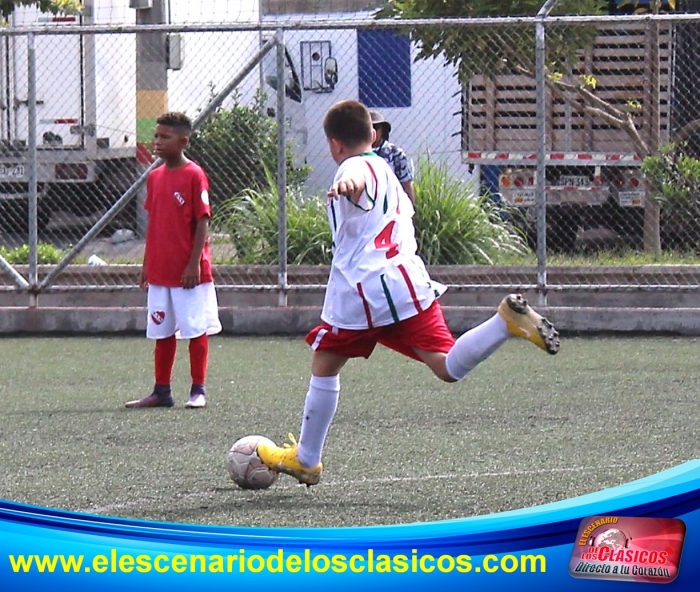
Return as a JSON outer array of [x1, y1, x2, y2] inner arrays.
[[306, 300, 455, 361]]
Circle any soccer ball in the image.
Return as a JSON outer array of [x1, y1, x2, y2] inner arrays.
[[226, 435, 279, 490]]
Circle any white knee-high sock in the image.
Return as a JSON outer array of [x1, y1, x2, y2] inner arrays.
[[445, 313, 510, 381], [297, 374, 340, 467]]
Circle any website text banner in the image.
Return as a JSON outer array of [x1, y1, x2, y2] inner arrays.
[[1, 460, 699, 591]]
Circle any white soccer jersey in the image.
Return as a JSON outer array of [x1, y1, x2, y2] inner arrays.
[[321, 152, 445, 329]]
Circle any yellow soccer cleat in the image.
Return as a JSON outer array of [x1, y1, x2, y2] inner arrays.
[[257, 433, 323, 486], [498, 293, 560, 355]]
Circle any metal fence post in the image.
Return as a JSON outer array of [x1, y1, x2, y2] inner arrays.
[[83, 0, 97, 161], [276, 29, 288, 308], [535, 0, 558, 307], [27, 32, 38, 307]]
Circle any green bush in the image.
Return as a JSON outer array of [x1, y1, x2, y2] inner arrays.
[[213, 167, 331, 265], [413, 155, 529, 264], [214, 156, 528, 265], [215, 156, 529, 266], [0, 243, 62, 264], [187, 89, 310, 208], [642, 143, 700, 250], [642, 142, 700, 206]]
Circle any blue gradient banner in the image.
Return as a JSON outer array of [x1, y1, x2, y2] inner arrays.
[[2, 460, 699, 591]]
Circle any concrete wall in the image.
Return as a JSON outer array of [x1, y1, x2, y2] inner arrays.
[[0, 304, 699, 336], [3, 265, 699, 334]]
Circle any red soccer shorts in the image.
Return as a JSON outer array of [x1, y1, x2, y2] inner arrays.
[[305, 300, 455, 362]]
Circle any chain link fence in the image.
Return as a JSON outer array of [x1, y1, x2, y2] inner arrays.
[[2, 3, 700, 309]]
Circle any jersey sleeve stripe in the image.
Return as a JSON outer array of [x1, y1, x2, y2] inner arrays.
[[365, 160, 379, 209], [329, 200, 338, 231]]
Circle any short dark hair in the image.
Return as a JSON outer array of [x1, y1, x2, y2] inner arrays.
[[156, 111, 192, 136], [323, 100, 372, 148]]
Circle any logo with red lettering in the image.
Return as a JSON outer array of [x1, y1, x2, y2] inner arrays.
[[569, 515, 685, 583]]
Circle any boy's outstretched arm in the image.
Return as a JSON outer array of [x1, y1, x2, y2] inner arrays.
[[328, 175, 366, 204]]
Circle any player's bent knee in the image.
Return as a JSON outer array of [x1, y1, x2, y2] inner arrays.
[[415, 349, 454, 382]]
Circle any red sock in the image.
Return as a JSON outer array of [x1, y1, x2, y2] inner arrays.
[[189, 334, 209, 387], [154, 335, 177, 385]]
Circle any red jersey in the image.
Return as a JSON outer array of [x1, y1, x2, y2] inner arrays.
[[144, 161, 214, 287]]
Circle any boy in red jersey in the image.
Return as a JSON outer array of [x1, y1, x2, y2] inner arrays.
[[126, 112, 222, 410], [257, 100, 560, 485]]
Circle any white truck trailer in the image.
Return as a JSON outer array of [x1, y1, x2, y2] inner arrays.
[[463, 21, 672, 252], [0, 1, 141, 231]]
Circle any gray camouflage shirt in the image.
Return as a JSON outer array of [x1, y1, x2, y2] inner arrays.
[[373, 140, 414, 184]]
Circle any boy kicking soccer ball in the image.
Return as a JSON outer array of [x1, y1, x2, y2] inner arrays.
[[257, 100, 559, 486]]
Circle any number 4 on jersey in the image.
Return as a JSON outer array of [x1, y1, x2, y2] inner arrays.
[[374, 221, 399, 259]]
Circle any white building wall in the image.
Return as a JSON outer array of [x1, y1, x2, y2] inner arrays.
[[166, 1, 262, 121], [280, 21, 470, 194]]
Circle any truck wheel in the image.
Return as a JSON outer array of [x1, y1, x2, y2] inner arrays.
[[547, 208, 580, 254], [0, 199, 51, 234]]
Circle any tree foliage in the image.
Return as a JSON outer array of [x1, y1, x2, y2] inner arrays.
[[0, 0, 82, 18], [378, 0, 682, 253], [187, 89, 310, 208], [643, 143, 700, 206], [375, 0, 605, 81]]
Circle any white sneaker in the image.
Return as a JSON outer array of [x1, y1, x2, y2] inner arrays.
[[185, 393, 207, 409]]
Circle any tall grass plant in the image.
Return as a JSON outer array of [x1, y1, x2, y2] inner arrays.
[[214, 155, 529, 265], [413, 155, 529, 264], [212, 168, 331, 265]]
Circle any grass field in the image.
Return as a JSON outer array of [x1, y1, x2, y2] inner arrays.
[[0, 334, 696, 528]]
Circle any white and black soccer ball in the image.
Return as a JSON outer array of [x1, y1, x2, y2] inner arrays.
[[226, 435, 279, 490]]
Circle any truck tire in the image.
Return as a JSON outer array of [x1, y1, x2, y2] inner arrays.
[[0, 198, 51, 234], [546, 207, 580, 254]]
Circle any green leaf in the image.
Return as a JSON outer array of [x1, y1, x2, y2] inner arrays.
[[1, 1, 82, 18], [376, 0, 603, 81]]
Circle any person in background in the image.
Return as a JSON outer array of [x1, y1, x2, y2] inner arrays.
[[370, 110, 415, 204], [125, 112, 222, 410]]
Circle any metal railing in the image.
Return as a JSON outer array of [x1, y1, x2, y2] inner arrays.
[[0, 7, 699, 308]]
